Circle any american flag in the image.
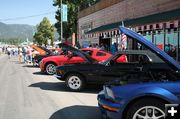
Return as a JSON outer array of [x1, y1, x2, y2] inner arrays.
[[121, 33, 127, 50]]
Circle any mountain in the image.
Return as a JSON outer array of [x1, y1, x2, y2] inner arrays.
[[0, 22, 36, 41]]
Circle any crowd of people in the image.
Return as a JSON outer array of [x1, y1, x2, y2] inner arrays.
[[0, 46, 35, 64]]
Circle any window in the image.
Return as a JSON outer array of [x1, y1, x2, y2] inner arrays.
[[96, 51, 106, 56], [83, 50, 93, 56]]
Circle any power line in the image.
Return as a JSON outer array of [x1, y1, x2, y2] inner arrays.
[[0, 11, 56, 22]]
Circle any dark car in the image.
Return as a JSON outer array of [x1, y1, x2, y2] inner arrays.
[[54, 43, 168, 91], [97, 26, 180, 119]]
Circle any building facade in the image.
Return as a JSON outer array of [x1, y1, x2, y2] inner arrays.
[[78, 0, 180, 60]]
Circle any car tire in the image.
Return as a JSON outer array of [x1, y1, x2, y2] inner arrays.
[[65, 73, 85, 91], [45, 63, 56, 75], [125, 98, 166, 119]]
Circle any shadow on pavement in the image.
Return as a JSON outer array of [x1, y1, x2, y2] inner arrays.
[[29, 82, 102, 94], [32, 71, 49, 75], [22, 65, 37, 68], [49, 105, 101, 119]]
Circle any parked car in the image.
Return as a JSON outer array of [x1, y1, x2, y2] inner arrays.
[[33, 47, 61, 66], [54, 42, 167, 91], [97, 26, 180, 119], [40, 48, 112, 75]]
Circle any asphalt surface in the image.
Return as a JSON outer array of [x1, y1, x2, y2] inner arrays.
[[0, 54, 102, 119]]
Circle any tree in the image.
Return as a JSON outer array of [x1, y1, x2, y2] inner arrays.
[[53, 0, 99, 41], [33, 17, 55, 46]]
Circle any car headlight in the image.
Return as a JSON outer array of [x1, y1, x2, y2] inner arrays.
[[39, 61, 43, 64], [104, 86, 115, 100]]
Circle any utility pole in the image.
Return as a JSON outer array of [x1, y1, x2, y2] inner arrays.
[[60, 0, 63, 41]]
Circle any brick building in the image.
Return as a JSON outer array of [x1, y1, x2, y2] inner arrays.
[[78, 0, 180, 60]]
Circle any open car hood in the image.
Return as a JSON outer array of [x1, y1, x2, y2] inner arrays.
[[58, 43, 97, 64], [119, 26, 180, 71], [30, 45, 52, 55]]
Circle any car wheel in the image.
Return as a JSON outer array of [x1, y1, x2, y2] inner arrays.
[[125, 98, 166, 119], [65, 73, 85, 91], [45, 63, 56, 75]]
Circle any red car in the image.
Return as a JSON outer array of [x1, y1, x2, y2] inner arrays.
[[40, 48, 112, 75]]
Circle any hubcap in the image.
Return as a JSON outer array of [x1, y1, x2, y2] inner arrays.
[[68, 76, 81, 90], [133, 106, 165, 119], [46, 64, 56, 74]]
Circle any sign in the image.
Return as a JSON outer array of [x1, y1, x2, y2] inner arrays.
[[62, 4, 67, 22]]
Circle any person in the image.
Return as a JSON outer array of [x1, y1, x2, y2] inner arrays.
[[100, 43, 105, 51], [18, 47, 23, 63], [165, 44, 171, 55], [7, 46, 11, 59], [111, 42, 118, 55], [95, 43, 99, 49], [27, 46, 33, 64], [0, 47, 2, 55], [22, 46, 27, 63], [169, 45, 176, 60]]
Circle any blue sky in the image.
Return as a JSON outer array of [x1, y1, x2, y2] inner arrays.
[[0, 0, 57, 25]]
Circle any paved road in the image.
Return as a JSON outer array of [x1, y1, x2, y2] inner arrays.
[[0, 54, 102, 119]]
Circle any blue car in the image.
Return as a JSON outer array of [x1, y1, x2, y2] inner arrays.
[[97, 26, 180, 119]]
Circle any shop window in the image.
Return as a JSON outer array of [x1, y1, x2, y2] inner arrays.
[[156, 24, 159, 29], [170, 24, 174, 29], [144, 26, 147, 30], [163, 23, 166, 28], [150, 25, 153, 30]]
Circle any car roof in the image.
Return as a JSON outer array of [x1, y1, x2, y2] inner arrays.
[[119, 26, 180, 71]]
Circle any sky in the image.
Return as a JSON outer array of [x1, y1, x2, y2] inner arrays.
[[0, 0, 57, 26]]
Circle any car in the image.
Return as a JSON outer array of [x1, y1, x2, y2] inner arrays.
[[54, 42, 167, 91], [40, 48, 112, 75], [97, 26, 180, 119], [33, 47, 61, 66]]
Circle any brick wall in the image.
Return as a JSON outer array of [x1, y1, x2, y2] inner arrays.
[[78, 0, 180, 31]]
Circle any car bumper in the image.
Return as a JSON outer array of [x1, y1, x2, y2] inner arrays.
[[39, 63, 45, 72], [54, 74, 62, 79], [97, 93, 123, 119]]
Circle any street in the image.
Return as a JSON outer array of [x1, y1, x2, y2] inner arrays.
[[0, 54, 101, 119]]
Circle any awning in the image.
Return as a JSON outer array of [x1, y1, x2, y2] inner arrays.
[[86, 8, 180, 34]]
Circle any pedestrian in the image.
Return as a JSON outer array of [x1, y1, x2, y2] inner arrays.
[[0, 47, 2, 55], [27, 46, 33, 64], [111, 42, 118, 55], [169, 45, 176, 60], [100, 43, 105, 51], [7, 47, 11, 59], [18, 47, 23, 63], [22, 46, 27, 63]]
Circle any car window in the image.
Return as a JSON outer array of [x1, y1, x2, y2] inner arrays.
[[82, 50, 93, 56], [110, 54, 150, 65], [96, 51, 106, 56]]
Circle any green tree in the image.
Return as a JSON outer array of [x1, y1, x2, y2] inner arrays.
[[53, 0, 99, 41], [33, 17, 55, 46]]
